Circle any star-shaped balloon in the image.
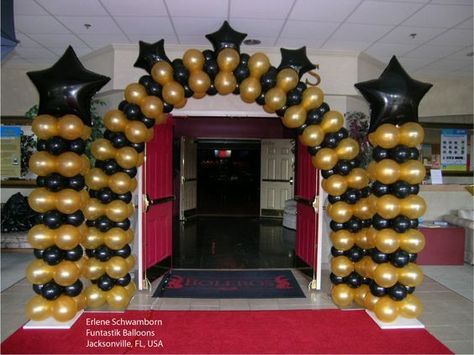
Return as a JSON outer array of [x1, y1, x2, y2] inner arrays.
[[278, 47, 316, 78], [205, 21, 247, 53], [134, 39, 171, 73], [355, 56, 432, 132], [27, 46, 110, 126]]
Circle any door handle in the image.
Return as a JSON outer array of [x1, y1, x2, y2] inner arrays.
[[294, 195, 319, 212], [289, 177, 293, 185], [143, 194, 175, 212]]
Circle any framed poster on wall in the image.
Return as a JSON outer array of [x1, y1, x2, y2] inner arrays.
[[440, 128, 468, 171], [0, 126, 22, 178]]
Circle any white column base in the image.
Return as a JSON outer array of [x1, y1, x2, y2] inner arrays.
[[366, 310, 425, 329], [23, 310, 84, 330]]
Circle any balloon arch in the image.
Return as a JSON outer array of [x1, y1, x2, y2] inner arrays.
[[25, 21, 431, 324]]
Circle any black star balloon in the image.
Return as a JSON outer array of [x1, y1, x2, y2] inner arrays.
[[278, 47, 316, 78], [355, 56, 432, 132], [134, 39, 171, 73], [205, 21, 247, 53], [27, 46, 110, 126]]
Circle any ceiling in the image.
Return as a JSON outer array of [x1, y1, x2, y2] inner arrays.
[[6, 0, 474, 79]]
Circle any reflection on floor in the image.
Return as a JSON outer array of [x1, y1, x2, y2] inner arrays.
[[173, 217, 296, 269], [1, 251, 33, 292]]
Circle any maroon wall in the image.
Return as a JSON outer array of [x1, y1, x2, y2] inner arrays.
[[173, 116, 294, 139]]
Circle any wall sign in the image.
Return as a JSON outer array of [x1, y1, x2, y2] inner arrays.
[[0, 126, 22, 178], [441, 128, 468, 171]]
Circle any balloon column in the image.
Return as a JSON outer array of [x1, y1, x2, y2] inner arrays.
[[350, 56, 432, 322], [25, 47, 109, 321]]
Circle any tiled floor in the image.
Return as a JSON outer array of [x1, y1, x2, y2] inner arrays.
[[1, 268, 473, 354]]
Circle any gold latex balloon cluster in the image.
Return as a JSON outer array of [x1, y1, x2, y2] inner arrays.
[[183, 49, 211, 98], [84, 281, 136, 310], [369, 123, 424, 149], [29, 151, 90, 177], [83, 255, 136, 280], [240, 53, 270, 103], [151, 62, 187, 107], [83, 227, 134, 250], [265, 68, 299, 113], [28, 224, 87, 250], [26, 259, 83, 287], [83, 198, 134, 223], [215, 48, 240, 95], [26, 294, 85, 322], [28, 188, 89, 214], [91, 139, 144, 169], [103, 109, 155, 143], [85, 168, 137, 194], [368, 159, 426, 185], [32, 114, 91, 141], [370, 194, 426, 220]]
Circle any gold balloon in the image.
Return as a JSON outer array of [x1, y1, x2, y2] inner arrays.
[[374, 159, 400, 185], [105, 256, 129, 279], [239, 77, 261, 103], [56, 189, 83, 214], [125, 255, 136, 271], [80, 155, 91, 176], [104, 228, 131, 250], [85, 284, 106, 308], [354, 284, 370, 307], [174, 98, 187, 108], [140, 95, 163, 120], [248, 53, 270, 77], [321, 111, 344, 133], [83, 198, 104, 220], [355, 229, 373, 249], [364, 292, 380, 311], [312, 148, 338, 170], [353, 198, 373, 220], [54, 261, 80, 287], [398, 262, 423, 287], [276, 68, 299, 92], [83, 227, 104, 249], [32, 114, 58, 139], [354, 259, 367, 277], [400, 160, 425, 185], [125, 120, 148, 144], [151, 61, 173, 85], [376, 194, 401, 220], [156, 113, 168, 125], [109, 172, 133, 194], [330, 229, 354, 251], [331, 284, 354, 307], [263, 104, 275, 114], [29, 151, 57, 176], [83, 258, 106, 280], [162, 81, 185, 105], [374, 263, 398, 288], [375, 229, 400, 254], [124, 83, 147, 105], [347, 168, 369, 189], [399, 122, 424, 147], [183, 49, 205, 71], [328, 201, 353, 223], [26, 295, 51, 321], [188, 71, 211, 95], [104, 109, 128, 132], [282, 105, 307, 129], [106, 286, 130, 309], [56, 224, 82, 249], [365, 255, 379, 279], [400, 195, 426, 219], [91, 138, 115, 161], [373, 124, 399, 149], [367, 161, 377, 180], [331, 255, 354, 277], [73, 294, 87, 310], [57, 115, 84, 140], [301, 87, 324, 111], [28, 188, 56, 213], [193, 91, 206, 99], [214, 71, 237, 95], [116, 147, 139, 169], [28, 224, 56, 249], [299, 125, 324, 147], [26, 259, 54, 285], [124, 281, 137, 298], [399, 294, 423, 318], [264, 87, 286, 111], [217, 48, 240, 71], [52, 295, 78, 322], [106, 200, 132, 222], [81, 125, 92, 140], [374, 296, 399, 323], [85, 168, 108, 190], [322, 174, 348, 196], [399, 229, 425, 253], [56, 152, 84, 178], [335, 138, 360, 160]]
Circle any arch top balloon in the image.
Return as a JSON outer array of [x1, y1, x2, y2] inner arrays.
[[205, 20, 247, 53]]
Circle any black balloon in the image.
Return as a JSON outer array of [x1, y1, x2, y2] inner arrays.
[[65, 210, 84, 226], [34, 248, 45, 259], [115, 244, 132, 258], [390, 249, 410, 268], [27, 46, 110, 126], [41, 281, 63, 300], [97, 187, 115, 204], [409, 184, 420, 195], [116, 192, 133, 204], [360, 186, 371, 198], [125, 104, 141, 120], [97, 274, 116, 291], [147, 81, 163, 97], [234, 63, 250, 83], [321, 169, 335, 179], [118, 100, 128, 111], [391, 181, 411, 198], [335, 128, 349, 140], [43, 210, 64, 229], [334, 160, 352, 176], [122, 167, 137, 178], [354, 56, 432, 132], [204, 60, 219, 80], [330, 272, 345, 285], [371, 248, 389, 263], [331, 247, 345, 257], [111, 132, 129, 148], [409, 218, 419, 229], [275, 106, 288, 117], [205, 21, 247, 53], [134, 39, 171, 74], [346, 246, 364, 262], [369, 280, 387, 297], [322, 132, 340, 148], [255, 93, 266, 106], [306, 146, 320, 156], [102, 159, 120, 175], [206, 84, 218, 96], [173, 64, 189, 86], [115, 219, 131, 230], [37, 139, 47, 151], [46, 137, 66, 155], [392, 215, 411, 233], [139, 75, 153, 87], [33, 283, 44, 295], [278, 47, 316, 78], [163, 102, 173, 113], [42, 246, 64, 265], [95, 245, 113, 262], [408, 253, 418, 263], [142, 117, 155, 129], [203, 49, 215, 61], [260, 67, 278, 93], [286, 88, 302, 106], [85, 249, 95, 258], [345, 218, 362, 233], [183, 85, 194, 98], [64, 279, 83, 297], [361, 219, 372, 228], [328, 195, 343, 204], [130, 142, 145, 153], [330, 221, 345, 232], [408, 147, 420, 160], [406, 286, 416, 294], [343, 189, 360, 204], [69, 138, 86, 155], [372, 181, 390, 197], [295, 124, 307, 136], [116, 273, 132, 287], [389, 283, 408, 301], [372, 214, 390, 230], [64, 244, 83, 261], [68, 175, 85, 191], [46, 173, 66, 192], [305, 109, 323, 125], [391, 145, 411, 163], [345, 272, 362, 288], [372, 146, 389, 161], [95, 216, 113, 232], [36, 176, 47, 187]]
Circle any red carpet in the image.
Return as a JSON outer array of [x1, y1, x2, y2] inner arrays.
[[2, 310, 451, 354]]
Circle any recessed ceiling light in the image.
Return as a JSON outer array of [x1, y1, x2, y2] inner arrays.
[[467, 52, 474, 57], [243, 39, 261, 45]]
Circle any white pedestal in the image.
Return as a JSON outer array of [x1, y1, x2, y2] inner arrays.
[[23, 310, 84, 330], [366, 310, 425, 329]]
